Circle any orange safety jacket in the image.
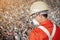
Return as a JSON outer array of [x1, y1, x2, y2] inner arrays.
[[28, 20, 60, 40]]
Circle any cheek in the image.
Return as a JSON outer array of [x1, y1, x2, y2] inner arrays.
[[35, 16, 40, 21]]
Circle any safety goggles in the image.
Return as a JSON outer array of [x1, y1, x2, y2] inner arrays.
[[30, 13, 39, 19]]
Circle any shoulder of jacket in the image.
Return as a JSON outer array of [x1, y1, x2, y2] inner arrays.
[[30, 28, 43, 34]]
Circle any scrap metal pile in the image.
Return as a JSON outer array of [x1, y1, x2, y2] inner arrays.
[[0, 0, 60, 40]]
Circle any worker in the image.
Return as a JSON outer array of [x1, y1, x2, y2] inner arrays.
[[28, 1, 60, 40]]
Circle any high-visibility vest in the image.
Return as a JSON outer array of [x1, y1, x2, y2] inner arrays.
[[38, 24, 56, 40]]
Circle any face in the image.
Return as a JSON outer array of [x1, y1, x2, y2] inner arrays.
[[30, 13, 40, 27], [30, 13, 43, 23]]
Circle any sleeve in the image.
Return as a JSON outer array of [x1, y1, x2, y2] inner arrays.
[[58, 28, 60, 40], [28, 31, 36, 40], [56, 25, 60, 40]]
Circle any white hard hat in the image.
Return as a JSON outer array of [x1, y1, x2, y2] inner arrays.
[[30, 1, 49, 16]]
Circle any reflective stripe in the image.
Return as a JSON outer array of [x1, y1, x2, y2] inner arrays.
[[38, 24, 56, 40], [51, 24, 56, 38]]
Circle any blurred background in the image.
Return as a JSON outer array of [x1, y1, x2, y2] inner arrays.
[[0, 0, 60, 40]]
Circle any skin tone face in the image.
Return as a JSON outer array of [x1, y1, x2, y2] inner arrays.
[[34, 13, 48, 23]]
